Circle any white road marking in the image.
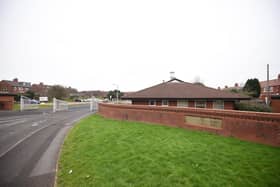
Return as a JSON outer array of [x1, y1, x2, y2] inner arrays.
[[31, 120, 47, 127], [0, 119, 24, 124], [0, 120, 27, 128], [31, 123, 38, 127], [0, 125, 50, 158]]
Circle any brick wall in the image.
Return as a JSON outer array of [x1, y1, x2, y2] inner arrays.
[[271, 97, 280, 113], [99, 103, 280, 147], [0, 96, 14, 110]]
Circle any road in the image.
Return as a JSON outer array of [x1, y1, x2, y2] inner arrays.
[[0, 105, 93, 187]]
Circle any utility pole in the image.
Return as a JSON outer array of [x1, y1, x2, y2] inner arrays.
[[266, 64, 270, 106]]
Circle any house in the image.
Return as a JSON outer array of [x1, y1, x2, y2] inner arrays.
[[122, 78, 249, 110], [0, 78, 31, 94], [31, 82, 51, 97], [259, 74, 280, 100]]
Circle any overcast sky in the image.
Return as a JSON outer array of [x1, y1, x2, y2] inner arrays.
[[1, 0, 279, 91]]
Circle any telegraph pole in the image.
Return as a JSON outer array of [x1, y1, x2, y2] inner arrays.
[[266, 64, 270, 106]]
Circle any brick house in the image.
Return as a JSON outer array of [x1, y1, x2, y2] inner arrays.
[[259, 74, 280, 100], [122, 78, 249, 110], [0, 78, 31, 94], [31, 82, 51, 97]]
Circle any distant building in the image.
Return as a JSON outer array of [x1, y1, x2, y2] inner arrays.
[[222, 83, 243, 92], [31, 82, 51, 97], [259, 74, 280, 100], [122, 78, 249, 110], [79, 90, 108, 98], [0, 78, 31, 94]]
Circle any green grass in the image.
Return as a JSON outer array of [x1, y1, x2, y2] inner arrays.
[[12, 103, 53, 111], [57, 115, 280, 187]]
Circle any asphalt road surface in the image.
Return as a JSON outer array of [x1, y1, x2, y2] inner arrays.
[[0, 105, 93, 187]]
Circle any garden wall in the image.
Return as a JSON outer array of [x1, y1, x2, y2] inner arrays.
[[99, 103, 280, 147]]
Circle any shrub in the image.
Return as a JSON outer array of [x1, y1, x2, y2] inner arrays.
[[234, 102, 272, 112]]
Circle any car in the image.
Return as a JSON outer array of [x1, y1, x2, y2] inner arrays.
[[30, 99, 40, 104]]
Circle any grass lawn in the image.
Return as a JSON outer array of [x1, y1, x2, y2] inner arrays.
[[57, 115, 280, 187], [12, 103, 53, 111]]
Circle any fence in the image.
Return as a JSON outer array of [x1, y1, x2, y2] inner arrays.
[[20, 96, 39, 111], [53, 98, 68, 112], [99, 103, 280, 147]]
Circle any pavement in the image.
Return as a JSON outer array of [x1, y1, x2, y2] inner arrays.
[[0, 105, 93, 187]]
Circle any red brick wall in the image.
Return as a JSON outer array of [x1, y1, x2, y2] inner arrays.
[[99, 103, 280, 147], [224, 101, 234, 110], [271, 98, 280, 113], [0, 96, 14, 110]]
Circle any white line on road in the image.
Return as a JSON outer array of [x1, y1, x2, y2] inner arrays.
[[0, 120, 27, 128], [0, 125, 50, 158]]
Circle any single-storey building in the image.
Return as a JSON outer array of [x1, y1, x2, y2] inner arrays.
[[122, 78, 250, 110], [0, 93, 16, 110]]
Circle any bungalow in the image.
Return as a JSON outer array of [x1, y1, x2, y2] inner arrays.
[[122, 78, 249, 110]]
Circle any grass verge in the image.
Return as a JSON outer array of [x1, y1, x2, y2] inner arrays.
[[57, 115, 280, 187]]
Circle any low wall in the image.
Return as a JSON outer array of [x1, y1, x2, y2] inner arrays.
[[0, 96, 14, 110], [99, 103, 280, 147]]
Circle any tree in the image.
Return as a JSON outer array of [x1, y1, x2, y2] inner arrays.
[[47, 85, 67, 99], [243, 78, 261, 98], [24, 90, 35, 99], [107, 90, 123, 100]]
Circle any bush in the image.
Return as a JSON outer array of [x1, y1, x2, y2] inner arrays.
[[234, 102, 272, 112]]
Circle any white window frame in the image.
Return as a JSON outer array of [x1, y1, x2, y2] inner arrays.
[[162, 100, 169, 106], [177, 100, 188, 107], [149, 100, 156, 106], [195, 100, 206, 108], [213, 100, 224, 109], [264, 86, 273, 92]]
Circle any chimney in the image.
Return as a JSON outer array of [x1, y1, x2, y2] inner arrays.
[[13, 78, 18, 82], [278, 74, 280, 80], [234, 83, 239, 87], [225, 85, 228, 89], [170, 71, 175, 79], [217, 86, 221, 90]]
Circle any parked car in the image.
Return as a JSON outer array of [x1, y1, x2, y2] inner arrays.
[[74, 99, 82, 102], [31, 99, 40, 104]]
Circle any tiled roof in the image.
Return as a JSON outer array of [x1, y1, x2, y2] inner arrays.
[[2, 80, 31, 88], [122, 78, 249, 100]]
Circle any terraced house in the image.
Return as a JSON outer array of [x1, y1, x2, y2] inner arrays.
[[0, 78, 31, 94], [122, 78, 249, 110]]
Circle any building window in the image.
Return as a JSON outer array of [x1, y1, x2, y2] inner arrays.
[[213, 100, 224, 109], [162, 100, 169, 106], [264, 86, 273, 92], [177, 100, 188, 107], [195, 100, 206, 108], [149, 100, 156, 106]]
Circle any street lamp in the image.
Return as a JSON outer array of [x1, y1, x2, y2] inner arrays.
[[113, 84, 119, 104]]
